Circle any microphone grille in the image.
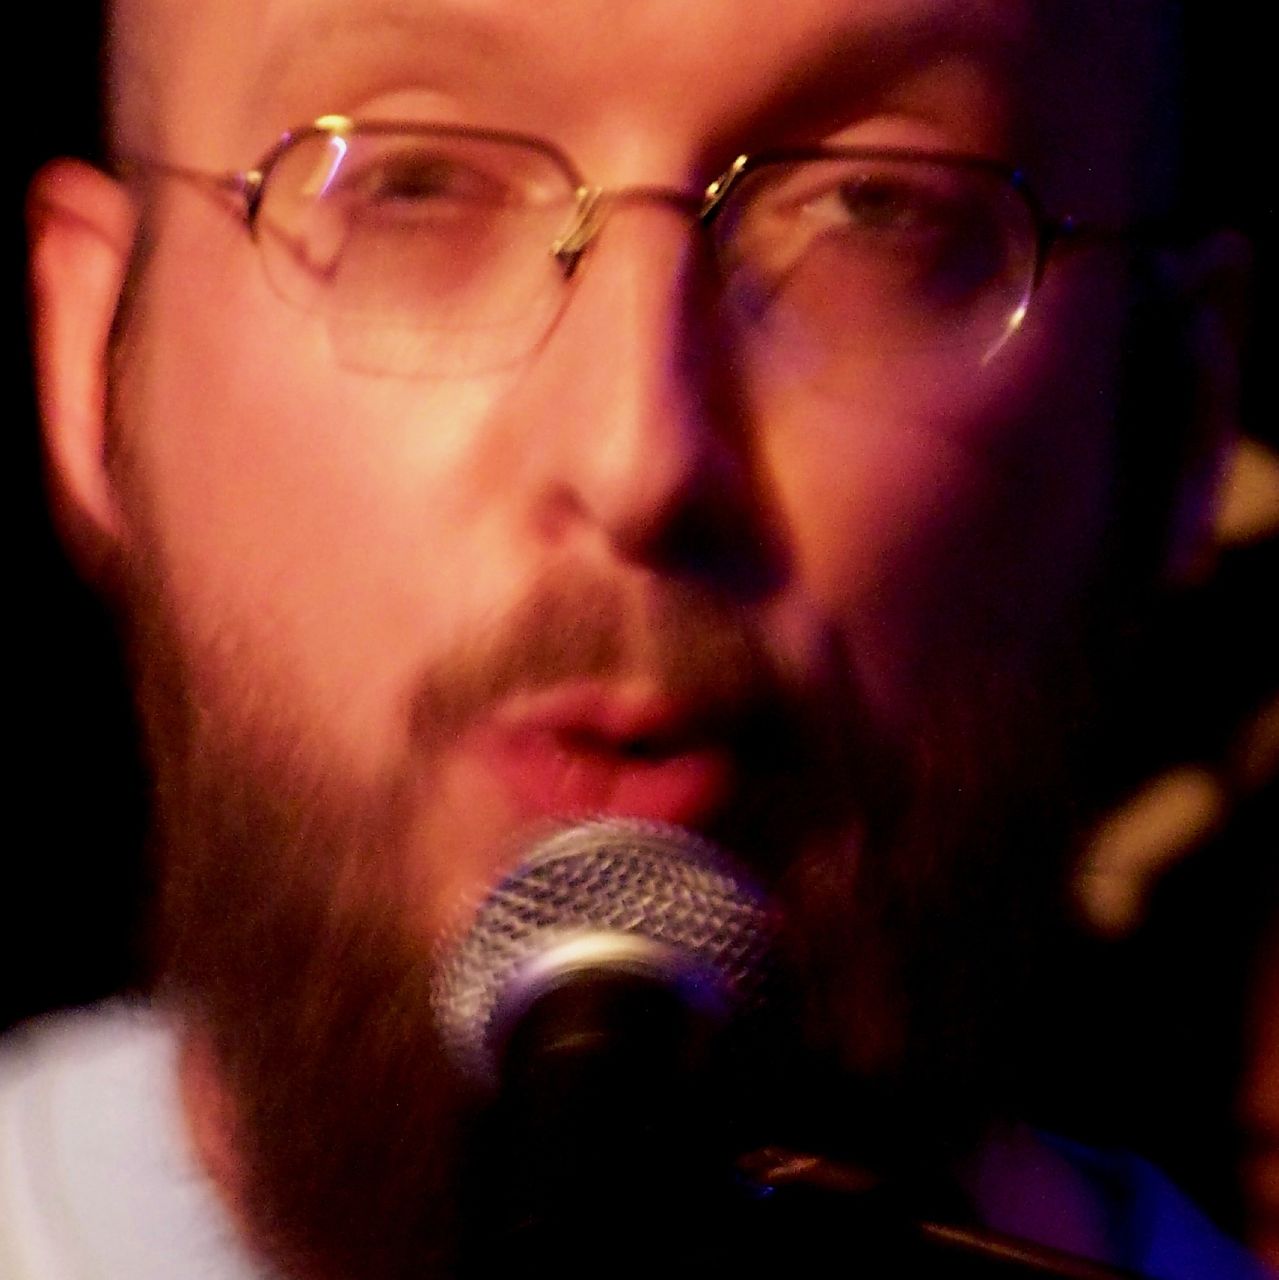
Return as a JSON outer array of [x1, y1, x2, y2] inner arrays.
[[432, 819, 776, 1084]]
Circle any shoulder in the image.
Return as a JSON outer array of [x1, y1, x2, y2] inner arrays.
[[966, 1124, 1276, 1280], [0, 999, 179, 1196], [0, 1002, 175, 1278], [0, 999, 173, 1093], [0, 1001, 270, 1280], [1044, 1134, 1276, 1280]]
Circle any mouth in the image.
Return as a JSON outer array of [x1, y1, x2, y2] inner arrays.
[[467, 681, 738, 827]]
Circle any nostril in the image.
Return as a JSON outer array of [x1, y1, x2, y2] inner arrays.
[[565, 731, 665, 761], [559, 729, 675, 762]]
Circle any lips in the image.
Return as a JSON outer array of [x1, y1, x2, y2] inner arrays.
[[466, 681, 738, 826]]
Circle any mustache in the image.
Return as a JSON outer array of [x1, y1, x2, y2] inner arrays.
[[406, 567, 812, 751]]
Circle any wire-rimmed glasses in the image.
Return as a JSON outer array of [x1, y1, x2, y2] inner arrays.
[[125, 114, 1085, 380]]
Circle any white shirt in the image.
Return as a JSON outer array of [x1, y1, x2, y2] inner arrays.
[[0, 1003, 272, 1280]]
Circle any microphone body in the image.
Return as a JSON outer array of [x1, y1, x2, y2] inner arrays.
[[434, 819, 780, 1269]]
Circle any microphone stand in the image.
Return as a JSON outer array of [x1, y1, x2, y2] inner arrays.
[[454, 963, 1144, 1279], [737, 1145, 1144, 1280], [462, 1069, 1145, 1278]]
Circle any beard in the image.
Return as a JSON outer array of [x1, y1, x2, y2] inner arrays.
[[118, 527, 1108, 1280]]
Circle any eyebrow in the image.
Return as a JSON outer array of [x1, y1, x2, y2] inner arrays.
[[241, 0, 516, 140], [767, 6, 1024, 121], [242, 0, 1029, 158]]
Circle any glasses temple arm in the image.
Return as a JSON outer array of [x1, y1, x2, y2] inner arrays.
[[114, 156, 263, 223]]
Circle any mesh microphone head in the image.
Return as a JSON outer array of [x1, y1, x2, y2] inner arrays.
[[431, 819, 778, 1087]]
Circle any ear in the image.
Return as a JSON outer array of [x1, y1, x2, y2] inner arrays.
[[28, 158, 139, 583], [1156, 228, 1253, 585]]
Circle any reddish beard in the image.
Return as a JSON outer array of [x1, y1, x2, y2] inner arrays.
[[123, 545, 1096, 1279]]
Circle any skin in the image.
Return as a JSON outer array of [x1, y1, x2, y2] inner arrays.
[[27, 0, 1246, 1274]]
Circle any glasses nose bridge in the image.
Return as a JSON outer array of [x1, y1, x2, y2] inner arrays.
[[551, 181, 713, 277]]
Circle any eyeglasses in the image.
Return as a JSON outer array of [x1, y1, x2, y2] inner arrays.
[[124, 115, 1098, 381]]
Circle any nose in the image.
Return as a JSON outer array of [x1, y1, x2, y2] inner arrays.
[[515, 199, 781, 593]]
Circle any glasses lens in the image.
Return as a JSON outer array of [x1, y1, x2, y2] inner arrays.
[[254, 126, 578, 376], [714, 154, 1039, 379]]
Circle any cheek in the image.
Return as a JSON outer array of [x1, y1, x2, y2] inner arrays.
[[117, 222, 525, 776], [758, 263, 1127, 721]]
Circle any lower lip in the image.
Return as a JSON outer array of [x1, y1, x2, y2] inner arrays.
[[469, 724, 735, 827]]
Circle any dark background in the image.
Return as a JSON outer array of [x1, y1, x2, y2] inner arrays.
[[5, 0, 1275, 1244]]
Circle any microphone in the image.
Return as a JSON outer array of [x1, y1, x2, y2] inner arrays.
[[431, 817, 778, 1092], [434, 819, 781, 1271]]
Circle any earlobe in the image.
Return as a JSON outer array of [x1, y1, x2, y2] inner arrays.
[[1157, 228, 1253, 586], [27, 158, 139, 582]]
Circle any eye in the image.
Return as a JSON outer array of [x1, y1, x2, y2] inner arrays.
[[792, 160, 1012, 293], [716, 154, 997, 270], [833, 174, 938, 229], [807, 166, 970, 241], [338, 146, 513, 212]]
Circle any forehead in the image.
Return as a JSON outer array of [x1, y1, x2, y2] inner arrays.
[[122, 0, 1171, 212]]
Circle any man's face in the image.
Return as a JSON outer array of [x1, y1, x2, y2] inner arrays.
[[116, 0, 1146, 908], [50, 0, 1197, 1272]]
